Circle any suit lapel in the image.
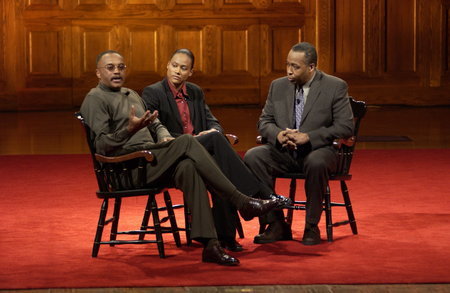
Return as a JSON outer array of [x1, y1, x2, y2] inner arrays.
[[162, 80, 184, 129], [301, 70, 322, 124], [186, 86, 196, 126], [285, 80, 296, 128]]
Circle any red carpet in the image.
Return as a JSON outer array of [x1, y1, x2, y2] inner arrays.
[[1, 150, 450, 289]]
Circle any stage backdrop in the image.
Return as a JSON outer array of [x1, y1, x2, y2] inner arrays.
[[1, 0, 450, 111]]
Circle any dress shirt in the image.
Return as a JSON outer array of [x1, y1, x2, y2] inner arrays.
[[168, 81, 194, 135], [298, 71, 316, 104]]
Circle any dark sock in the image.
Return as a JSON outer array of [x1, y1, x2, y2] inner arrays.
[[205, 238, 219, 248], [195, 238, 222, 248], [194, 237, 211, 247], [229, 190, 250, 209]]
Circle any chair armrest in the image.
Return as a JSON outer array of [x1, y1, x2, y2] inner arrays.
[[333, 136, 356, 149], [256, 135, 266, 144], [225, 133, 239, 145], [95, 150, 154, 163]]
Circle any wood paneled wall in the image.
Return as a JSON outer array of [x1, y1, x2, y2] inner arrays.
[[326, 0, 450, 105], [0, 0, 449, 111]]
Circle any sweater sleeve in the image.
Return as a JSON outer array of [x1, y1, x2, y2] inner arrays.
[[80, 91, 133, 155]]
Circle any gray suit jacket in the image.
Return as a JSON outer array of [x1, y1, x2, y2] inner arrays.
[[258, 70, 354, 151]]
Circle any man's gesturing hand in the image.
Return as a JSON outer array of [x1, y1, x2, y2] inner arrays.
[[127, 105, 158, 133]]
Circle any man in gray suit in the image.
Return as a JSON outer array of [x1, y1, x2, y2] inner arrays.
[[244, 42, 354, 245]]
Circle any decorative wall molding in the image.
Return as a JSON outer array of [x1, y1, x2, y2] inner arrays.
[[0, 0, 449, 110]]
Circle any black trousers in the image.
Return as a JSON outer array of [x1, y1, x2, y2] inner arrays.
[[196, 131, 269, 240], [244, 144, 337, 226], [141, 134, 250, 240]]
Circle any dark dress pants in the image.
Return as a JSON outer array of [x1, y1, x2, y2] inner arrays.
[[195, 131, 265, 240], [140, 135, 253, 240], [244, 144, 337, 225]]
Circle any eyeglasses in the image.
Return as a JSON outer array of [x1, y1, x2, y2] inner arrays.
[[98, 63, 127, 72]]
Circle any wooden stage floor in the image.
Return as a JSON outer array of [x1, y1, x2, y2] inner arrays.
[[1, 105, 449, 293], [1, 105, 449, 155]]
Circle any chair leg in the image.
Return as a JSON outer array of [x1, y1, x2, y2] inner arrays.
[[150, 194, 165, 258], [184, 206, 192, 246], [138, 195, 152, 241], [324, 185, 333, 242], [286, 178, 297, 227], [258, 217, 267, 234], [235, 213, 245, 239], [258, 177, 276, 234], [92, 198, 108, 257], [110, 197, 122, 246], [341, 180, 358, 235], [163, 190, 182, 247]]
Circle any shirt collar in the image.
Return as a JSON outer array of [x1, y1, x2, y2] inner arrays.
[[297, 71, 316, 91], [98, 82, 128, 94], [168, 80, 188, 99]]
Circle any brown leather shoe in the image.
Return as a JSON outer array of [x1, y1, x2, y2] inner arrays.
[[239, 198, 278, 221], [302, 223, 321, 245], [253, 220, 293, 244], [268, 193, 293, 208], [202, 239, 240, 266]]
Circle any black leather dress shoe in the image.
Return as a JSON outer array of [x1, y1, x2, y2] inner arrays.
[[268, 193, 293, 208], [239, 198, 278, 221], [254, 220, 293, 244], [302, 224, 321, 245], [202, 239, 240, 266], [220, 239, 243, 252]]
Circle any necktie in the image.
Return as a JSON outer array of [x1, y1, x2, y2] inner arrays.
[[295, 88, 304, 129]]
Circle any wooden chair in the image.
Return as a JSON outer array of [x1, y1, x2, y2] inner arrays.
[[258, 97, 367, 241], [75, 112, 189, 258]]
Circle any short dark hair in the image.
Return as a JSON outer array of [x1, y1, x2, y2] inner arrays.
[[291, 42, 317, 66], [96, 50, 122, 66], [170, 48, 195, 69]]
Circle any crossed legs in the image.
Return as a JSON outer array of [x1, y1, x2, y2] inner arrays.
[[143, 135, 281, 264]]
